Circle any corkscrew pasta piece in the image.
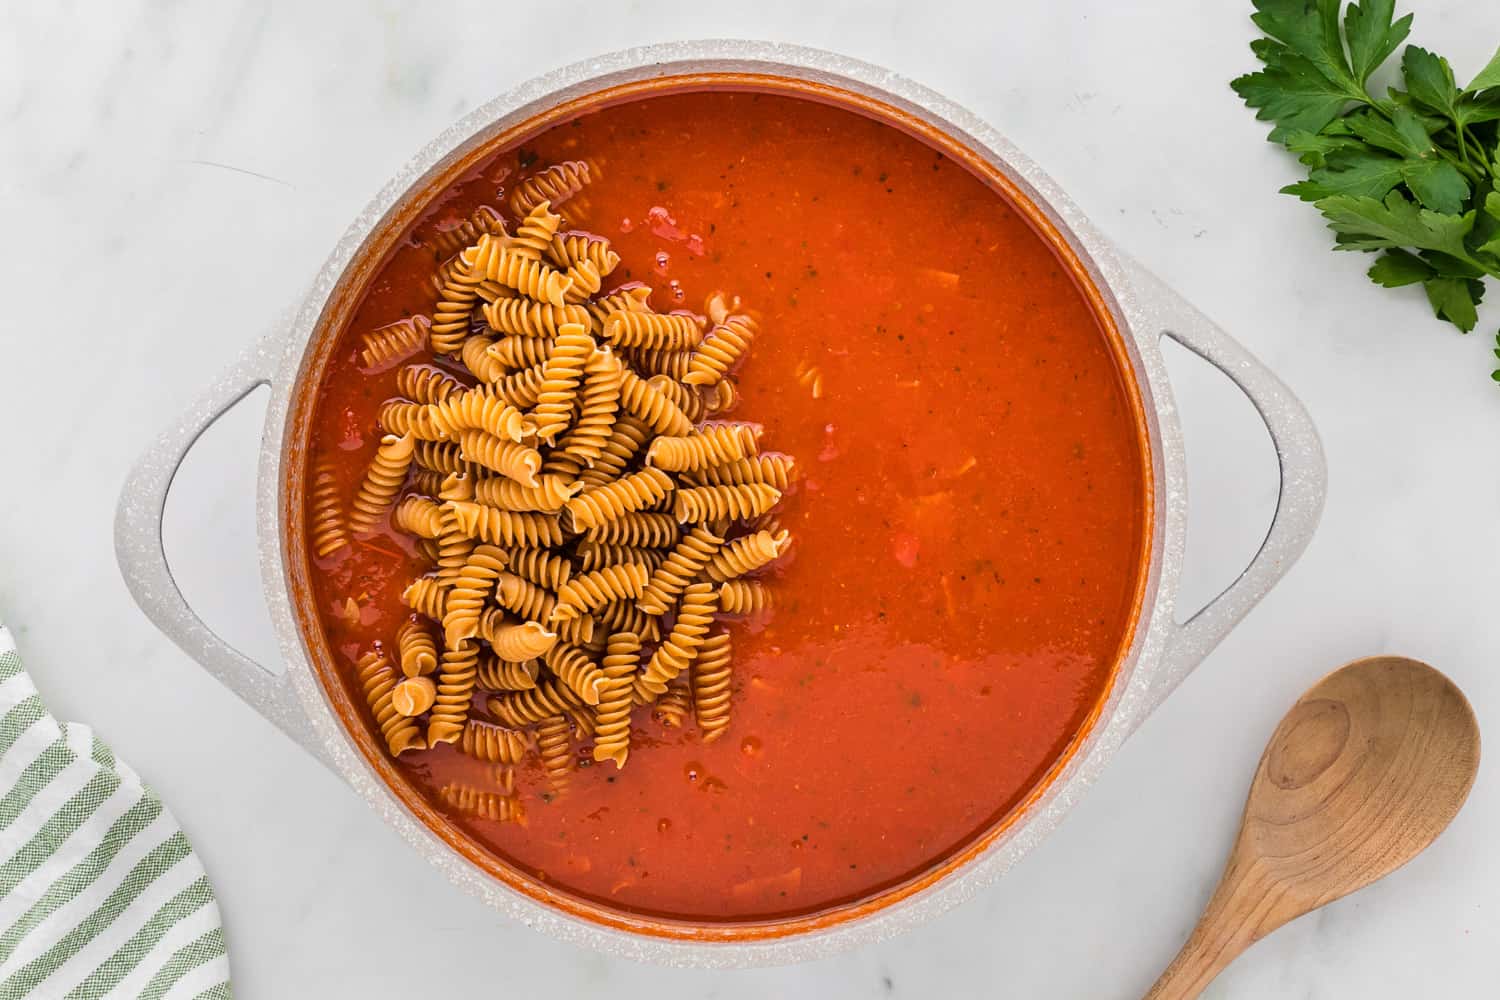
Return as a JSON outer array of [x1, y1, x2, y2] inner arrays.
[[426, 204, 507, 258], [357, 652, 426, 756], [442, 545, 510, 648], [402, 576, 447, 620], [487, 678, 584, 728], [595, 600, 661, 642], [592, 630, 640, 768], [483, 297, 591, 338], [581, 511, 680, 548], [602, 310, 704, 351], [647, 423, 760, 472], [561, 259, 603, 304], [395, 363, 464, 404], [705, 377, 737, 415], [552, 563, 651, 622], [408, 469, 447, 498], [509, 201, 564, 260], [461, 334, 507, 383], [438, 782, 523, 823], [644, 374, 705, 423], [459, 719, 530, 764], [309, 460, 350, 558], [511, 161, 594, 218], [564, 467, 675, 531], [431, 263, 484, 354], [429, 389, 527, 442], [489, 334, 555, 370], [359, 316, 431, 371], [378, 399, 445, 441], [446, 501, 564, 548], [475, 648, 540, 691], [717, 579, 774, 616], [618, 369, 695, 436], [493, 572, 557, 622], [487, 549, 567, 593], [549, 232, 620, 275], [396, 618, 439, 677], [391, 676, 437, 717], [704, 529, 791, 583], [654, 671, 691, 727], [555, 613, 599, 650], [577, 541, 667, 573], [673, 483, 781, 523], [684, 315, 757, 386], [579, 416, 652, 490], [466, 234, 572, 307], [411, 440, 480, 477], [349, 433, 416, 536], [392, 495, 445, 539], [637, 524, 724, 616], [486, 620, 558, 662], [635, 582, 718, 700], [691, 631, 732, 742], [530, 323, 595, 444], [536, 715, 575, 794], [427, 641, 480, 746], [562, 346, 623, 465], [543, 642, 607, 705], [627, 347, 695, 381], [489, 362, 548, 409], [434, 479, 477, 587], [469, 474, 576, 513], [692, 454, 797, 491], [456, 430, 541, 487]]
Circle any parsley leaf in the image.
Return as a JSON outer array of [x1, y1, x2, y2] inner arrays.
[[1468, 46, 1500, 93], [1369, 247, 1436, 285], [1317, 191, 1475, 258], [1425, 276, 1484, 330], [1402, 45, 1461, 118], [1345, 0, 1414, 84]]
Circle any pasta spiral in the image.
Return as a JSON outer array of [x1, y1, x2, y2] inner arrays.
[[411, 440, 481, 477], [378, 400, 446, 441], [442, 545, 509, 648], [562, 346, 622, 466], [392, 495, 445, 539], [431, 262, 484, 355], [357, 651, 426, 756], [475, 649, 540, 691], [705, 377, 737, 415], [429, 389, 526, 442], [482, 297, 592, 338], [637, 524, 724, 616], [625, 347, 693, 381], [503, 547, 572, 591], [563, 467, 674, 531], [487, 678, 583, 728], [692, 453, 797, 491], [581, 512, 680, 548], [635, 582, 718, 701], [549, 232, 620, 275], [578, 416, 652, 490], [595, 600, 661, 642], [456, 430, 541, 486], [493, 572, 557, 622], [592, 631, 640, 768], [654, 672, 691, 727], [438, 782, 523, 823], [618, 369, 695, 436], [446, 501, 564, 548], [530, 323, 595, 444], [396, 618, 439, 677], [461, 335, 507, 383], [466, 235, 572, 307], [458, 718, 530, 765], [472, 474, 580, 513], [510, 201, 563, 261], [552, 563, 651, 622], [402, 575, 447, 620], [427, 640, 480, 746], [427, 204, 507, 258], [435, 478, 476, 587], [391, 676, 437, 717], [704, 529, 791, 583], [489, 335, 554, 370], [691, 631, 733, 742], [395, 363, 464, 404], [646, 423, 760, 472], [407, 469, 447, 498], [536, 715, 575, 793], [645, 374, 705, 423], [561, 259, 602, 304], [684, 316, 757, 386], [602, 310, 704, 351], [510, 161, 594, 219], [492, 362, 548, 409], [717, 579, 773, 615], [309, 460, 349, 558], [349, 433, 416, 536], [359, 316, 431, 371], [577, 541, 666, 573], [543, 642, 606, 705], [485, 620, 558, 661], [673, 483, 781, 523], [586, 284, 653, 329]]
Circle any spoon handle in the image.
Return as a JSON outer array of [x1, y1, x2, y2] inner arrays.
[[1143, 856, 1269, 1000]]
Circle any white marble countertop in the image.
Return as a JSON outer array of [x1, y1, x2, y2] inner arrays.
[[3, 1, 1498, 996]]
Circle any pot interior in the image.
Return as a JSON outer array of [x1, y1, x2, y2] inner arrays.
[[281, 69, 1155, 941]]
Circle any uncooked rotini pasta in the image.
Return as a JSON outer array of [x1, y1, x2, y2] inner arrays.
[[691, 631, 733, 742], [360, 316, 432, 371], [673, 483, 781, 523], [332, 180, 794, 806], [357, 651, 425, 756], [510, 161, 594, 219], [309, 460, 350, 558], [647, 423, 760, 472], [349, 433, 415, 536], [592, 630, 640, 768], [396, 618, 439, 677]]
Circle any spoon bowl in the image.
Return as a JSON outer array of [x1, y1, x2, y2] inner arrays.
[[1145, 655, 1480, 999]]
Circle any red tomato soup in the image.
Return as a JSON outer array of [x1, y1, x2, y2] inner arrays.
[[303, 87, 1149, 922]]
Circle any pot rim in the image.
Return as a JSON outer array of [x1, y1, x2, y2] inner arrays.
[[257, 39, 1188, 965]]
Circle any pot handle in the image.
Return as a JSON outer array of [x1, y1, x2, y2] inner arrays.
[[1124, 260, 1326, 717], [114, 334, 332, 766]]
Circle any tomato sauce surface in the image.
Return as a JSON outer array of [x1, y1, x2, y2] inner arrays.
[[304, 88, 1149, 922]]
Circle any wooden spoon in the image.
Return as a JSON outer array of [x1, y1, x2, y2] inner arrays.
[[1144, 655, 1479, 999]]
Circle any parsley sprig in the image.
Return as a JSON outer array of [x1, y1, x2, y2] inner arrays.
[[1232, 0, 1500, 378]]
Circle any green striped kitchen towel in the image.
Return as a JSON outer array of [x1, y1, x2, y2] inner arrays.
[[0, 624, 231, 998]]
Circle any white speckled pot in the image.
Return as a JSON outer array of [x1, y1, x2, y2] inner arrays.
[[114, 41, 1325, 966]]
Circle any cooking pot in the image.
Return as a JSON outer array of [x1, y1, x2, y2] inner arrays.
[[114, 41, 1326, 966]]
